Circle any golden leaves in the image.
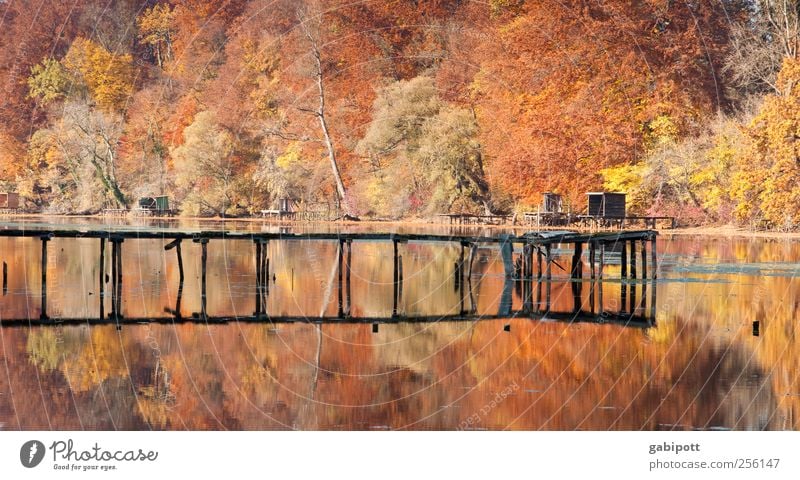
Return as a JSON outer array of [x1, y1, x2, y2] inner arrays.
[[63, 38, 135, 112]]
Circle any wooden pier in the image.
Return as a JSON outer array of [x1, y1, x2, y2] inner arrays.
[[0, 227, 658, 327], [437, 213, 513, 225]]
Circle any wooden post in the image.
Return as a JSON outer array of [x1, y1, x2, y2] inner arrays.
[[174, 241, 184, 319], [629, 240, 637, 313], [457, 243, 465, 289], [535, 246, 543, 313], [537, 247, 543, 279], [116, 239, 123, 320], [599, 243, 605, 282], [117, 240, 123, 319], [545, 244, 552, 312], [164, 238, 184, 317], [569, 242, 581, 313], [523, 243, 531, 279], [110, 238, 123, 321], [571, 242, 583, 280], [629, 262, 636, 314], [589, 241, 595, 314], [253, 239, 267, 315], [345, 240, 352, 317], [457, 243, 466, 314], [200, 239, 208, 318], [99, 238, 105, 319], [599, 242, 604, 313], [337, 240, 344, 318], [398, 254, 404, 303], [174, 278, 184, 320], [529, 242, 535, 279], [523, 243, 532, 310], [254, 240, 262, 316], [110, 240, 117, 319], [468, 243, 478, 314], [621, 282, 628, 314], [262, 240, 269, 296], [392, 239, 399, 317], [40, 236, 49, 320], [641, 239, 647, 280], [640, 239, 648, 314], [621, 241, 627, 279], [265, 258, 270, 295], [650, 263, 657, 323], [523, 271, 533, 314], [500, 236, 514, 278], [499, 275, 513, 316], [651, 236, 657, 280], [176, 240, 184, 283], [650, 235, 657, 322]]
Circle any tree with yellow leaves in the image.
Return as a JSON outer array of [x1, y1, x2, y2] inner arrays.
[[27, 58, 72, 105], [734, 57, 800, 229], [137, 4, 176, 69], [63, 38, 135, 112]]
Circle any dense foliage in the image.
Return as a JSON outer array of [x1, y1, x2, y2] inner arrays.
[[0, 0, 795, 226]]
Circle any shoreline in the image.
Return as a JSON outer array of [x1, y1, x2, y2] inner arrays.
[[659, 225, 800, 240], [2, 213, 799, 239]]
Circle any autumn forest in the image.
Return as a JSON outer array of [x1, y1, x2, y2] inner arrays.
[[1, 0, 800, 228]]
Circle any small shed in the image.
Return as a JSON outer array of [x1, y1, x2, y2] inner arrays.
[[278, 197, 294, 213], [276, 197, 302, 214], [542, 192, 563, 213], [587, 192, 626, 217], [0, 192, 19, 209], [138, 196, 170, 212]]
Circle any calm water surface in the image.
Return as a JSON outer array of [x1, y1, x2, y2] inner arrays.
[[0, 218, 798, 430]]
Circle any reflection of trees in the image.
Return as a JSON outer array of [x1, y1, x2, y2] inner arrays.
[[27, 329, 65, 372], [137, 359, 176, 429], [660, 237, 800, 430], [3, 314, 783, 430], [2, 236, 799, 430], [19, 325, 172, 429], [60, 327, 131, 392]]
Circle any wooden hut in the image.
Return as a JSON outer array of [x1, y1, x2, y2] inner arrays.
[[260, 197, 299, 220], [137, 196, 172, 215], [278, 197, 295, 213], [587, 192, 626, 217], [0, 192, 19, 209], [542, 192, 563, 213], [523, 192, 568, 226]]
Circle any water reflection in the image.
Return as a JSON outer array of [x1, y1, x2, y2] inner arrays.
[[0, 232, 798, 430]]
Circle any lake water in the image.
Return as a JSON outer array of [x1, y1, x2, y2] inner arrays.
[[0, 218, 798, 430]]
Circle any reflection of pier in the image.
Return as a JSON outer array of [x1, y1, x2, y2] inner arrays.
[[1, 228, 657, 327]]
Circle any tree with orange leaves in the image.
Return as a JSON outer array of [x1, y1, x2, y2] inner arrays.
[[472, 0, 744, 209]]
